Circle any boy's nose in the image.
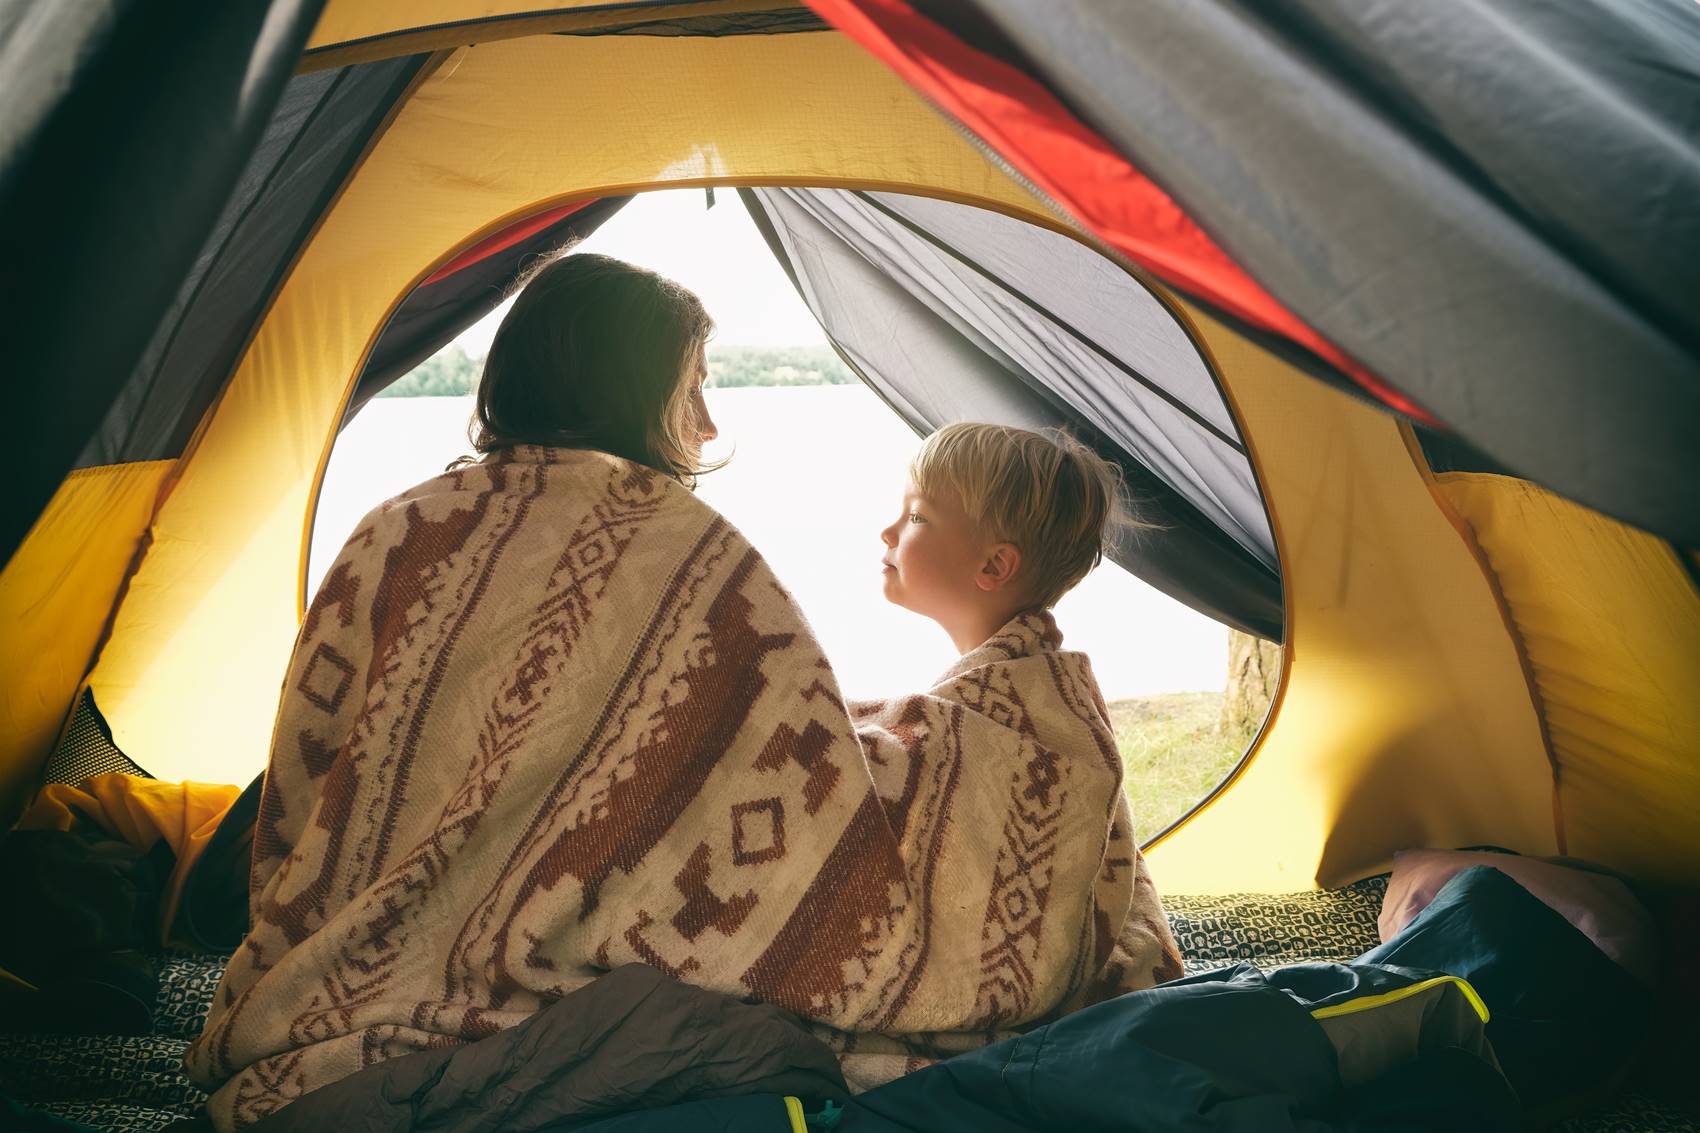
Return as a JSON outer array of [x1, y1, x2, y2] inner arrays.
[[880, 522, 897, 548]]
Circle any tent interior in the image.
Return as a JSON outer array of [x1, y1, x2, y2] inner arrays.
[[7, 4, 1697, 892], [3, 1, 1698, 1129]]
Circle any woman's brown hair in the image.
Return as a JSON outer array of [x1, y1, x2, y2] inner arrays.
[[469, 251, 719, 484]]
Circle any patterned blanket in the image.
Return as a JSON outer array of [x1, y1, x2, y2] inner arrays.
[[183, 445, 1181, 1129]]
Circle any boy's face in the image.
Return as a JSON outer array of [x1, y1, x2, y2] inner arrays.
[[879, 482, 992, 624]]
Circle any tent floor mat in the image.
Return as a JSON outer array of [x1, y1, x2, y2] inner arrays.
[[1, 877, 1690, 1132]]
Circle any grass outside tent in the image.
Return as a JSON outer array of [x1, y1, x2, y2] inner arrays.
[[1111, 691, 1259, 845]]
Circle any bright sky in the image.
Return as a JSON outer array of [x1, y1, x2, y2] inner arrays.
[[454, 189, 827, 356]]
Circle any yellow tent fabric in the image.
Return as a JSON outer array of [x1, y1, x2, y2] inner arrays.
[[1142, 301, 1557, 893], [1437, 473, 1700, 886], [301, 0, 806, 68], [3, 3, 1695, 897], [14, 774, 243, 944], [0, 461, 172, 827]]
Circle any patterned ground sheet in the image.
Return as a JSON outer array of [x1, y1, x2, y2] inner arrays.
[[1, 878, 1690, 1132]]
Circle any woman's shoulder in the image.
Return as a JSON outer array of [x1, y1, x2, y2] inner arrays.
[[319, 447, 748, 597], [390, 446, 744, 553], [377, 446, 711, 514]]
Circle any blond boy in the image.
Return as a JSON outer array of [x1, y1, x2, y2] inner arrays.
[[830, 422, 1181, 1088], [878, 422, 1130, 649]]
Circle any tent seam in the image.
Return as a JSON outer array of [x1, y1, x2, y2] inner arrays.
[[1133, 290, 1290, 857], [1406, 432, 1568, 857]]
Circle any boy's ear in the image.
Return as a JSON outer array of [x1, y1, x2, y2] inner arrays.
[[977, 543, 1022, 592]]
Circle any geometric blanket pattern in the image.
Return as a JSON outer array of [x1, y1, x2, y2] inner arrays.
[[183, 446, 1181, 1128]]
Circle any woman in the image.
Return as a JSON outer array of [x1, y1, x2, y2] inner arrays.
[[185, 253, 1180, 1129]]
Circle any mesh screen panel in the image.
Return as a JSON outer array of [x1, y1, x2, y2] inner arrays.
[[42, 690, 151, 785]]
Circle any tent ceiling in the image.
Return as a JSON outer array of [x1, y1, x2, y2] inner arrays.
[[810, 0, 1700, 546], [307, 0, 618, 48], [301, 0, 824, 70]]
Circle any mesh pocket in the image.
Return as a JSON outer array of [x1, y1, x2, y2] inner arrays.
[[42, 689, 151, 785]]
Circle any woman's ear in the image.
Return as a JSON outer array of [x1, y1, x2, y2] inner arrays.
[[977, 543, 1022, 592]]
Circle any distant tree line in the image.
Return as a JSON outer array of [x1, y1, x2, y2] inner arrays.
[[376, 344, 481, 397], [705, 344, 857, 388], [378, 342, 858, 398]]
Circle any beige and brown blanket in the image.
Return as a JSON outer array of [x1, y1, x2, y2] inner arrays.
[[184, 445, 1181, 1128]]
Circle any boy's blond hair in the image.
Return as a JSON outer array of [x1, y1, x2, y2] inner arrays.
[[910, 422, 1146, 610]]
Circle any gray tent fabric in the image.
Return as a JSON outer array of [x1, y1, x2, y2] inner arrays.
[[903, 0, 1700, 547], [74, 56, 428, 469], [2, 0, 328, 566], [743, 187, 1282, 641]]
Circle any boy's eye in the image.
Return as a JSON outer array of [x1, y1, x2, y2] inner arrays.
[[907, 512, 926, 524]]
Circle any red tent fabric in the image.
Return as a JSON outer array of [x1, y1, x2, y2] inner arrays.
[[804, 0, 1434, 423]]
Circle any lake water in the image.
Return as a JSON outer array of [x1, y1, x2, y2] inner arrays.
[[311, 385, 1228, 701]]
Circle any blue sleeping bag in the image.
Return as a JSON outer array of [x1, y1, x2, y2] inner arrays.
[[1359, 864, 1652, 1121], [564, 865, 1643, 1133]]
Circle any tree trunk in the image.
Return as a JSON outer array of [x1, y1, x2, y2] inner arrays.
[[1220, 630, 1281, 738]]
